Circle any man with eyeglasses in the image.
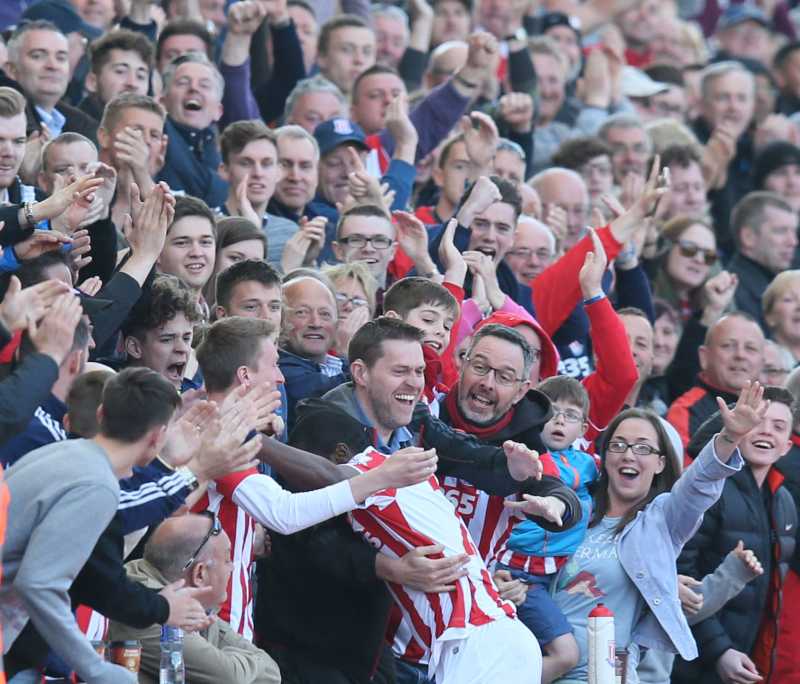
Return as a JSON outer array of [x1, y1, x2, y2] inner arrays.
[[505, 215, 556, 284], [332, 204, 397, 291], [110, 512, 281, 682]]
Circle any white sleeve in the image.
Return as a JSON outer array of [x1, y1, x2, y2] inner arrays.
[[231, 474, 357, 535]]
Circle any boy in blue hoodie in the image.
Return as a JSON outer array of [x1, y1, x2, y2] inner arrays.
[[495, 375, 598, 683]]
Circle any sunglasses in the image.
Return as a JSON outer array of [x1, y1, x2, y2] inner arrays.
[[183, 511, 221, 571], [674, 239, 718, 265]]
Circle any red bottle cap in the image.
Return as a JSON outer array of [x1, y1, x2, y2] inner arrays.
[[589, 603, 614, 618]]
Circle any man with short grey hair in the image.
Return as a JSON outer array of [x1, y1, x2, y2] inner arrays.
[[283, 74, 347, 134], [692, 60, 757, 250], [597, 113, 652, 183]]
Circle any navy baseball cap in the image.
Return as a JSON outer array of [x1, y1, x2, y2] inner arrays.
[[23, 0, 103, 40], [313, 118, 369, 157], [717, 4, 770, 31]]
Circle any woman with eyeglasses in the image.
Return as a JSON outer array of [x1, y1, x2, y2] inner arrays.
[[652, 217, 722, 323], [321, 262, 378, 358], [539, 383, 765, 684]]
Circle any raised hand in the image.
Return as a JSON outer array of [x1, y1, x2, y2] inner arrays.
[[578, 227, 607, 300], [463, 250, 504, 310], [14, 230, 72, 261], [34, 174, 105, 222], [438, 217, 465, 285], [227, 0, 266, 34], [160, 400, 218, 468], [281, 216, 326, 271], [27, 292, 83, 364], [609, 155, 669, 246], [0, 277, 70, 332], [503, 440, 543, 481], [334, 304, 371, 358], [503, 494, 566, 526], [393, 210, 431, 267], [460, 112, 499, 170], [68, 229, 92, 274], [543, 203, 568, 247], [457, 175, 501, 228], [385, 93, 418, 163], [703, 271, 738, 319], [498, 92, 534, 134], [718, 381, 769, 444]]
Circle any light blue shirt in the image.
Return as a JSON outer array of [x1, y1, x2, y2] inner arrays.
[[352, 395, 413, 454], [35, 105, 66, 138]]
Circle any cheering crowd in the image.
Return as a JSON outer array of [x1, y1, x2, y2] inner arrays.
[[1, 0, 800, 682]]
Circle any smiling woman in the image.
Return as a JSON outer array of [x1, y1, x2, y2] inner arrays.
[[551, 384, 763, 683]]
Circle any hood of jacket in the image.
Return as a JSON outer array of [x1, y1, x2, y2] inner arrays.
[[474, 310, 560, 380]]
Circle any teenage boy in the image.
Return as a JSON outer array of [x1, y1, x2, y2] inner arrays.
[[675, 386, 799, 684], [218, 120, 299, 269]]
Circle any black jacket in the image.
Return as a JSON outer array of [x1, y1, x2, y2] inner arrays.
[[673, 466, 796, 683], [437, 387, 551, 453], [727, 252, 774, 334]]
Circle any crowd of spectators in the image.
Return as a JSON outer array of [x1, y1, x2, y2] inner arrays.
[[0, 0, 800, 682]]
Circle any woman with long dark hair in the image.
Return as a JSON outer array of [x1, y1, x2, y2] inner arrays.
[[510, 384, 767, 683]]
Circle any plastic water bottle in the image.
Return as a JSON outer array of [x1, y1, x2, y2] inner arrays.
[[588, 603, 615, 684], [159, 625, 185, 684]]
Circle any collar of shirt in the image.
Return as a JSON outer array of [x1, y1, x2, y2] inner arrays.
[[169, 117, 216, 156], [35, 105, 65, 138], [352, 394, 413, 454]]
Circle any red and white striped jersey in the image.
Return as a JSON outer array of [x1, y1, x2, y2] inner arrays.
[[440, 477, 523, 570], [192, 467, 259, 640], [347, 448, 515, 670]]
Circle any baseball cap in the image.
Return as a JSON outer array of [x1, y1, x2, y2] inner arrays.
[[313, 118, 369, 157], [22, 0, 103, 40], [537, 12, 581, 38], [717, 4, 770, 31], [621, 66, 670, 98]]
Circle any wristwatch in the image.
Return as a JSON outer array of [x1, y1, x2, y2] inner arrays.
[[504, 27, 527, 44]]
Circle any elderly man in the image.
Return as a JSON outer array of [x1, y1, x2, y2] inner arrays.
[[279, 275, 349, 428], [529, 167, 590, 251], [283, 75, 347, 135], [109, 513, 281, 683], [269, 124, 320, 223], [597, 114, 652, 184], [691, 61, 757, 251], [504, 215, 556, 285]]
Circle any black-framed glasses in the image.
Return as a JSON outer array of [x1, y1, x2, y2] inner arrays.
[[607, 440, 661, 456], [465, 356, 526, 386], [337, 235, 393, 250], [183, 511, 221, 571]]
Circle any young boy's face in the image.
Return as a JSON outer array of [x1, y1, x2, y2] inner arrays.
[[400, 303, 455, 354], [542, 400, 588, 451], [740, 401, 793, 471]]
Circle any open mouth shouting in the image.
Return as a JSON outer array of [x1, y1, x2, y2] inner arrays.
[[165, 360, 187, 386], [394, 392, 417, 407], [423, 338, 443, 353], [618, 466, 640, 482]]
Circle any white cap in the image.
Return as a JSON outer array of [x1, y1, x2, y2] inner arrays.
[[621, 66, 670, 99]]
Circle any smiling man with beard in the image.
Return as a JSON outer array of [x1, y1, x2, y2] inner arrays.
[[667, 312, 766, 451], [157, 52, 228, 207]]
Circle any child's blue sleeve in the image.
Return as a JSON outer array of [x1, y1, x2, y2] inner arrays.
[[0, 247, 19, 273]]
